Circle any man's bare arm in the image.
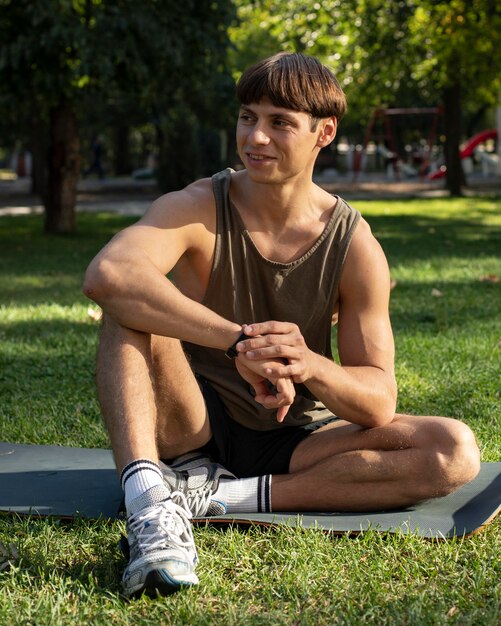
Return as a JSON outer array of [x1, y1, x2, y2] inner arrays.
[[235, 220, 398, 428], [83, 178, 295, 412], [83, 179, 242, 350]]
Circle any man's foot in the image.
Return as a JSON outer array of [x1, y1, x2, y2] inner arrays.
[[160, 453, 236, 517], [122, 485, 199, 597]]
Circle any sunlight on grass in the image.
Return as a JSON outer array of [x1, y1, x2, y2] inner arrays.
[[0, 303, 90, 322], [0, 170, 17, 180], [0, 199, 499, 624]]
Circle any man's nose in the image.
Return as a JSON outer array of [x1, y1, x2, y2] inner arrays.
[[248, 123, 270, 145]]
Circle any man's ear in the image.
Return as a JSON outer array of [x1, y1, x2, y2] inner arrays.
[[316, 117, 337, 148]]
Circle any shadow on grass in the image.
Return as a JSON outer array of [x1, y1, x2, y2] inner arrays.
[[0, 317, 99, 348], [3, 516, 126, 598], [1, 315, 498, 435], [388, 280, 500, 333], [3, 275, 498, 345], [1, 209, 500, 271], [1, 211, 499, 309], [363, 212, 500, 264], [0, 214, 130, 308]]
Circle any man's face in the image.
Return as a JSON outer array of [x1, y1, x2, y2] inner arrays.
[[236, 99, 333, 184]]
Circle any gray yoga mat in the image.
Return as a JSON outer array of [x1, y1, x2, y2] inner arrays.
[[0, 442, 499, 538]]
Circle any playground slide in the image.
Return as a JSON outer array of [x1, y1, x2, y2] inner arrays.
[[429, 129, 498, 179]]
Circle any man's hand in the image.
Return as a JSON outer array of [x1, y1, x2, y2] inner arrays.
[[237, 322, 315, 384], [234, 353, 294, 423]]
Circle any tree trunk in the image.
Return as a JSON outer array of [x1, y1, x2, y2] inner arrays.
[[44, 104, 80, 233], [442, 83, 465, 197]]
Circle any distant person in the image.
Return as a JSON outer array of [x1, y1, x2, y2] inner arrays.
[[84, 135, 104, 179], [83, 52, 480, 598]]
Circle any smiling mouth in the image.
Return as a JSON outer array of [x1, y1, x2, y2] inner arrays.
[[247, 153, 274, 161]]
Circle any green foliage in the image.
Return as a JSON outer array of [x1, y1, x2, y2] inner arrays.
[[408, 0, 501, 100], [229, 1, 501, 134], [1, 0, 235, 118], [228, 1, 347, 80], [146, 2, 236, 191], [0, 1, 237, 222]]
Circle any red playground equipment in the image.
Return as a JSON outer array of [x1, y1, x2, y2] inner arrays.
[[353, 107, 442, 180], [428, 128, 498, 179]]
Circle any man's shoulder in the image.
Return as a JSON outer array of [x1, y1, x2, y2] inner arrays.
[[155, 176, 215, 210], [341, 216, 390, 286], [142, 176, 216, 227]]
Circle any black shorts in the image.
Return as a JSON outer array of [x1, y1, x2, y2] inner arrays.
[[196, 375, 338, 478]]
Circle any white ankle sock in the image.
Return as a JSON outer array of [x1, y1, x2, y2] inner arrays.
[[212, 475, 272, 513], [121, 459, 166, 511]]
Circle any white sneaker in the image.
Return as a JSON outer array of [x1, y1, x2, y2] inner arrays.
[[161, 453, 236, 517], [122, 485, 198, 597]]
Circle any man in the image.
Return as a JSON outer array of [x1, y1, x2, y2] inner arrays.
[[83, 52, 480, 597]]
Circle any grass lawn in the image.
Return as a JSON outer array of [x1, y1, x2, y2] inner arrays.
[[0, 195, 499, 625]]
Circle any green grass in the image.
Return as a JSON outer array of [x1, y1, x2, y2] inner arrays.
[[0, 197, 500, 625]]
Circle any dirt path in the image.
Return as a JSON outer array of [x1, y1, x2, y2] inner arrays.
[[1, 175, 499, 217]]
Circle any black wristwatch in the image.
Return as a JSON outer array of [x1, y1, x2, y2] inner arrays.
[[225, 331, 247, 359]]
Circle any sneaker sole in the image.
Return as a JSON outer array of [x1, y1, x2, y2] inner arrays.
[[126, 569, 199, 598]]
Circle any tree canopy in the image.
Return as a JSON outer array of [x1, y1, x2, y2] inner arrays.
[[0, 0, 236, 231], [0, 0, 499, 225], [229, 0, 501, 193]]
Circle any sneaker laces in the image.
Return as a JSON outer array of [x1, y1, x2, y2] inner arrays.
[[169, 466, 226, 517], [129, 491, 195, 555], [180, 485, 215, 517]]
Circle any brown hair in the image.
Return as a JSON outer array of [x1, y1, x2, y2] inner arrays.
[[236, 52, 347, 122]]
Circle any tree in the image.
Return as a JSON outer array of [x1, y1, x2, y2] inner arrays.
[[338, 0, 501, 194], [0, 0, 235, 233], [144, 1, 236, 192], [227, 1, 428, 146], [406, 1, 501, 194], [229, 0, 501, 195]]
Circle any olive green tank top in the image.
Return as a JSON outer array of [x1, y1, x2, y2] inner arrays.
[[183, 168, 361, 431]]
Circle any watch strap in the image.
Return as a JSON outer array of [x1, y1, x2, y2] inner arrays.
[[225, 331, 247, 359]]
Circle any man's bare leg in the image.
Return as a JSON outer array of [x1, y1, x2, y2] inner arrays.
[[96, 315, 212, 596], [96, 315, 210, 472], [272, 415, 480, 511], [96, 321, 479, 515], [150, 333, 211, 461]]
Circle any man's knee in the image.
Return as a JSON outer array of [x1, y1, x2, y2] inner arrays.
[[97, 314, 153, 377], [439, 418, 480, 482], [150, 333, 186, 366], [100, 313, 150, 342], [417, 418, 480, 499]]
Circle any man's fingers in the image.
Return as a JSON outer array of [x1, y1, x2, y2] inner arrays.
[[254, 374, 295, 415], [243, 321, 299, 337], [275, 375, 294, 396], [238, 334, 301, 354], [276, 405, 290, 423], [255, 392, 293, 410], [265, 362, 305, 381], [242, 345, 299, 360], [251, 380, 271, 398]]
